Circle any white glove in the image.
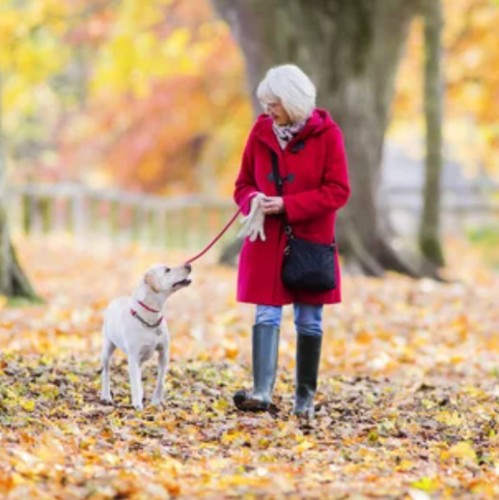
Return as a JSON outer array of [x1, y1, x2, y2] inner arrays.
[[238, 193, 266, 242]]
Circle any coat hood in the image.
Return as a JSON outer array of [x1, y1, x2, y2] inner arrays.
[[251, 108, 337, 151]]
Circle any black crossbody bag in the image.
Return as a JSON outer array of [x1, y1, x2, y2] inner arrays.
[[270, 148, 337, 293]]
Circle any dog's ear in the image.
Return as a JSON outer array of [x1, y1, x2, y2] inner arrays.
[[144, 271, 160, 293]]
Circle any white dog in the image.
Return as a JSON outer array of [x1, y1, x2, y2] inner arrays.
[[100, 263, 192, 410]]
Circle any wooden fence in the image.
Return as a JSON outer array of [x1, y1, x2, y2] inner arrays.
[[6, 184, 238, 251]]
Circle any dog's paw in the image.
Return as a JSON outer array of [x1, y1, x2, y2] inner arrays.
[[100, 394, 113, 405], [151, 391, 164, 407], [133, 403, 144, 411]]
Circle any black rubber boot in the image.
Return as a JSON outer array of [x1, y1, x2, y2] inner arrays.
[[293, 333, 323, 419], [233, 324, 280, 412]]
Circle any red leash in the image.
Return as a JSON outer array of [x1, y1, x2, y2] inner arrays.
[[185, 193, 257, 265]]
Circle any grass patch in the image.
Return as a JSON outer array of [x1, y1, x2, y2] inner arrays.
[[466, 224, 499, 269], [467, 225, 499, 245], [7, 296, 44, 308]]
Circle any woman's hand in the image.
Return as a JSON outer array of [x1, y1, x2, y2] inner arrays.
[[238, 193, 266, 242], [260, 196, 284, 215]]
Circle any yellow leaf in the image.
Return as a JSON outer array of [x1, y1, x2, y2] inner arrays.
[[435, 411, 464, 426], [293, 439, 315, 453], [20, 400, 35, 412], [213, 398, 229, 411], [66, 373, 79, 383], [448, 442, 477, 463], [422, 399, 436, 409], [396, 459, 414, 471]]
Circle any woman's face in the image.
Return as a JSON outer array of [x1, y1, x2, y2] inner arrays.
[[265, 101, 291, 126]]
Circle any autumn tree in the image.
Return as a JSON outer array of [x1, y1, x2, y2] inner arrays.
[[212, 0, 433, 276]]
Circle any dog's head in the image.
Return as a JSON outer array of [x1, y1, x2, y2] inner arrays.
[[143, 263, 192, 297]]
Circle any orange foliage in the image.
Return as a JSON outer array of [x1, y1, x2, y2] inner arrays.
[[59, 0, 251, 195]]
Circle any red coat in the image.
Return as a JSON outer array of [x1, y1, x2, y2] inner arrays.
[[234, 108, 350, 306]]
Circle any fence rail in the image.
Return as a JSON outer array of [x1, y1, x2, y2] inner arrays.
[[382, 186, 499, 213]]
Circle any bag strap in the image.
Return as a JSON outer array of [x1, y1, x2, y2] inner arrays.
[[269, 147, 337, 249], [269, 149, 283, 196], [269, 149, 293, 238]]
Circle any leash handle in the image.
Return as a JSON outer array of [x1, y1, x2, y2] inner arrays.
[[185, 192, 258, 265]]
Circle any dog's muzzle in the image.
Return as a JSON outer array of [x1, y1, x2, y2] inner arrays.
[[172, 278, 191, 288]]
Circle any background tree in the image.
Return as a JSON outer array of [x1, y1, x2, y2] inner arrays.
[[212, 0, 434, 277], [420, 0, 445, 270]]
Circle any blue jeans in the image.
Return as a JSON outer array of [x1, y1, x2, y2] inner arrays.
[[255, 304, 323, 337]]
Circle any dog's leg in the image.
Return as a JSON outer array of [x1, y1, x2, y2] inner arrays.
[[100, 338, 116, 403], [152, 342, 169, 406], [128, 356, 144, 410]]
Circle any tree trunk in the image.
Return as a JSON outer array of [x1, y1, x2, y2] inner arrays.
[[0, 72, 38, 300], [419, 0, 445, 270], [212, 0, 424, 276]]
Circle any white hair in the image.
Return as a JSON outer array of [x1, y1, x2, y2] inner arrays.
[[256, 64, 317, 123]]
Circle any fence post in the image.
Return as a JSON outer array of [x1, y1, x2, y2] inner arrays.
[[39, 196, 52, 234], [72, 191, 88, 238], [8, 192, 23, 237]]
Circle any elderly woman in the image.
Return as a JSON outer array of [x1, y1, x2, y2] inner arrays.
[[233, 64, 350, 418]]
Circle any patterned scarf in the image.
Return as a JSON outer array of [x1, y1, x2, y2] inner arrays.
[[272, 120, 306, 150]]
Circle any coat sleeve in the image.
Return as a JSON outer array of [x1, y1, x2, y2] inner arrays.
[[282, 127, 350, 223], [233, 135, 260, 216]]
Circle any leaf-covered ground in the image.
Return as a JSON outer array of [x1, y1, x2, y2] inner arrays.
[[1, 236, 499, 499]]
